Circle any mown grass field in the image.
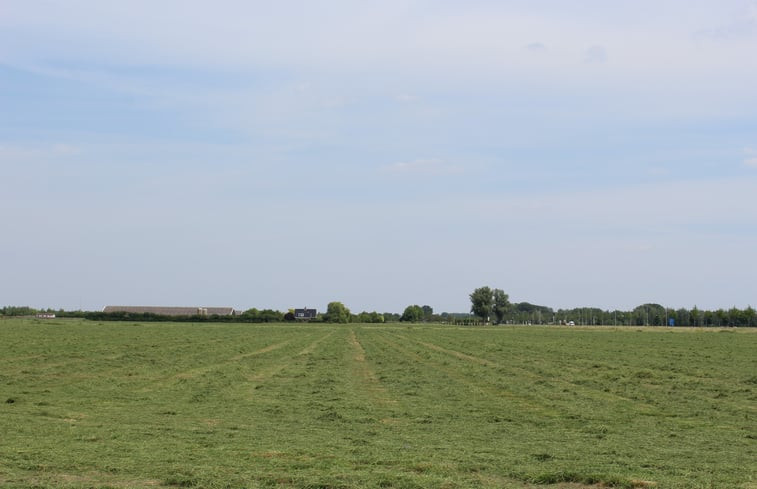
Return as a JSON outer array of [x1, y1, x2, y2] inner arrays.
[[0, 319, 755, 489]]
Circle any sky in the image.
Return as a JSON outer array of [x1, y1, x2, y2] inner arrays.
[[2, 1, 757, 313]]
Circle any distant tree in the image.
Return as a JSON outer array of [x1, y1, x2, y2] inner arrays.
[[1, 306, 38, 316], [382, 312, 401, 322], [401, 305, 424, 322], [470, 286, 494, 322], [715, 308, 727, 327], [324, 302, 351, 323], [690, 306, 701, 327], [728, 306, 746, 327], [354, 311, 385, 323], [703, 310, 713, 326], [632, 304, 665, 326], [492, 289, 511, 324], [241, 308, 284, 323], [421, 305, 433, 320], [744, 306, 756, 327], [675, 308, 689, 326]]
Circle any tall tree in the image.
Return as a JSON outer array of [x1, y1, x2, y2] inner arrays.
[[324, 302, 351, 323], [470, 286, 494, 322], [492, 289, 511, 324], [421, 305, 433, 320], [401, 305, 424, 322]]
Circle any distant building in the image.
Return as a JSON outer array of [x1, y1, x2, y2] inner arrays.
[[294, 308, 317, 320], [102, 306, 235, 316], [36, 313, 56, 319]]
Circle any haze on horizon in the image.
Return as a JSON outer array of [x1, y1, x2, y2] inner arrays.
[[2, 1, 756, 314]]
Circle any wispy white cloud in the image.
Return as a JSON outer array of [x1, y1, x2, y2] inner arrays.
[[647, 166, 670, 176], [0, 143, 79, 162], [584, 45, 607, 64], [439, 176, 757, 240], [694, 0, 757, 40], [380, 158, 462, 176], [394, 93, 419, 103], [2, 1, 755, 89], [524, 42, 547, 52], [635, 243, 655, 253], [744, 147, 757, 167]]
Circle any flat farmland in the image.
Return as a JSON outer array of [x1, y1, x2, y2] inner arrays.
[[0, 319, 755, 489]]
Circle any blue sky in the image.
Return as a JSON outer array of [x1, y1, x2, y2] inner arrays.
[[2, 1, 756, 313]]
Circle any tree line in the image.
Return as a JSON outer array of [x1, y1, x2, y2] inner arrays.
[[0, 304, 387, 324], [3, 295, 756, 327], [467, 286, 757, 327]]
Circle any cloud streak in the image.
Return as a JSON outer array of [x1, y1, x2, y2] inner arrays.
[[2, 1, 756, 88], [584, 45, 607, 63], [380, 158, 463, 177], [0, 142, 79, 161], [744, 147, 757, 167]]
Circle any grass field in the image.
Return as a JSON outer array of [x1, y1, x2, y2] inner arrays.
[[0, 319, 755, 489]]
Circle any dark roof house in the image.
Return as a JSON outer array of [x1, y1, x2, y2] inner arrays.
[[294, 308, 317, 320]]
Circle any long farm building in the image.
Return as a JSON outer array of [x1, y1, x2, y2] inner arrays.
[[102, 306, 236, 316]]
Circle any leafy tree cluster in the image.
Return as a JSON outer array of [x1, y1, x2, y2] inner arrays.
[[70, 311, 235, 322], [353, 311, 385, 323], [321, 303, 385, 323], [1, 306, 44, 316], [400, 305, 423, 322], [469, 287, 511, 324], [240, 308, 285, 322], [46, 308, 283, 323], [399, 304, 437, 322], [466, 288, 757, 327], [513, 304, 757, 327], [382, 312, 401, 322], [572, 304, 757, 327], [323, 302, 351, 323]]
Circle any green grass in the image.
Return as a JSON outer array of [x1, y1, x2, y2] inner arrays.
[[1, 318, 755, 488]]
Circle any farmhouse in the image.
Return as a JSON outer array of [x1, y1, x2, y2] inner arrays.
[[294, 308, 317, 320], [102, 306, 236, 316]]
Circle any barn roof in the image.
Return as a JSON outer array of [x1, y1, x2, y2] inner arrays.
[[102, 306, 235, 316]]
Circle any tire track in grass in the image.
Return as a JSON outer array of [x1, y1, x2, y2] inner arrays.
[[0, 335, 232, 377], [401, 333, 654, 411], [28, 472, 168, 489], [1, 336, 243, 395], [230, 340, 293, 361], [138, 332, 324, 402], [298, 330, 335, 356], [413, 338, 492, 366], [140, 336, 308, 393], [171, 339, 294, 380], [347, 329, 396, 406], [376, 332, 556, 416], [244, 331, 335, 386], [435, 328, 756, 413]]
